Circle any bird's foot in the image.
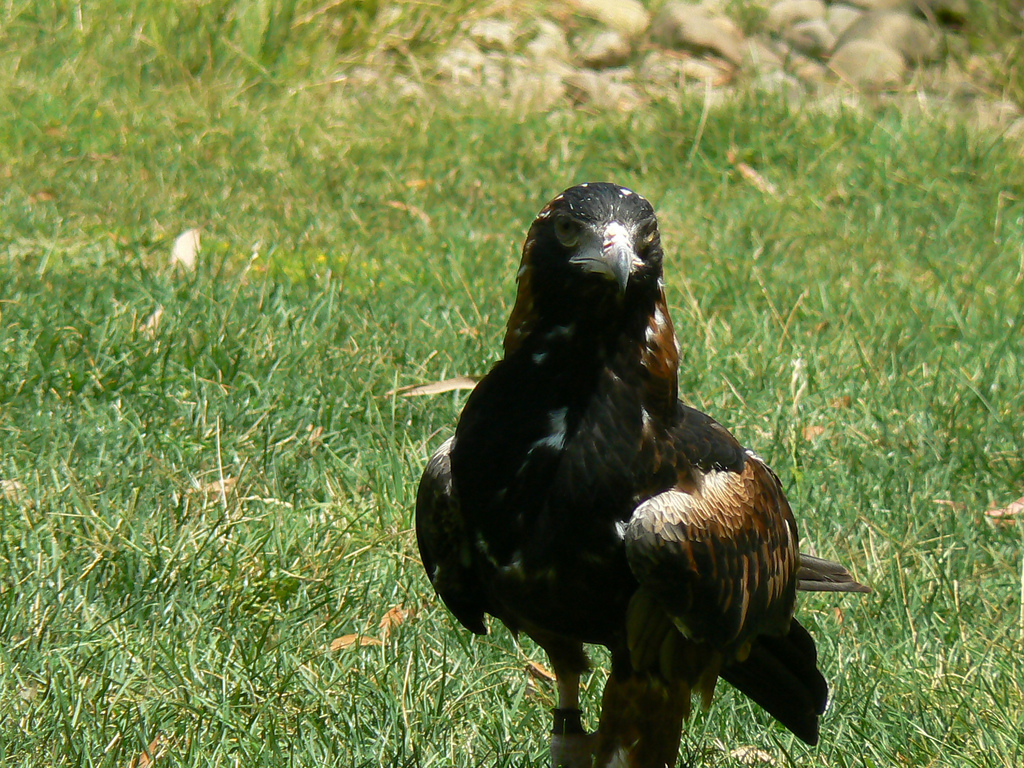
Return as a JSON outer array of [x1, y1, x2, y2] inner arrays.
[[550, 709, 595, 768]]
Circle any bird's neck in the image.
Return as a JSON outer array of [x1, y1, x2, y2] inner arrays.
[[504, 282, 681, 420]]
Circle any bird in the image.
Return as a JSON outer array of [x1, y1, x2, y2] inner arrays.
[[415, 182, 869, 768]]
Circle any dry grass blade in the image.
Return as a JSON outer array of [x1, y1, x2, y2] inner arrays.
[[196, 476, 238, 495], [728, 744, 778, 766], [802, 424, 826, 440], [141, 306, 164, 337], [985, 495, 1024, 523], [525, 660, 556, 683], [727, 148, 780, 198], [385, 200, 431, 227], [330, 634, 383, 651], [388, 375, 480, 397], [1, 479, 26, 502], [128, 734, 167, 768], [380, 605, 416, 641]]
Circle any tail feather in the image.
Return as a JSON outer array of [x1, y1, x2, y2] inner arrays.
[[798, 554, 871, 594], [720, 620, 827, 745]]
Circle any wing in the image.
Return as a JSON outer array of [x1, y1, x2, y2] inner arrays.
[[669, 403, 747, 473], [415, 437, 487, 635], [798, 553, 872, 593], [623, 452, 799, 659]]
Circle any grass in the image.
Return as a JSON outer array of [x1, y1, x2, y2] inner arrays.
[[2, 2, 1024, 766]]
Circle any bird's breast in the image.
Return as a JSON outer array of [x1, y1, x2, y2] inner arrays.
[[452, 351, 656, 642]]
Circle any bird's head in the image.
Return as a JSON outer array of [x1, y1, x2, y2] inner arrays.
[[504, 182, 667, 353]]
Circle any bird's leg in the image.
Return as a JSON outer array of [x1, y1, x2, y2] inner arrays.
[[550, 669, 596, 768]]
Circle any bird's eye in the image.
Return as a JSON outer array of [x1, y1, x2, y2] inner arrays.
[[554, 216, 581, 247], [639, 226, 658, 249]]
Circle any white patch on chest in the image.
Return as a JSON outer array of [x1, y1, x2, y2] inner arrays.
[[545, 323, 575, 341], [528, 407, 569, 453]]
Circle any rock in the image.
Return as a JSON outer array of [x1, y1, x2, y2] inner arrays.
[[564, 68, 643, 110], [830, 39, 906, 89], [570, 0, 651, 38], [836, 10, 940, 63], [638, 50, 687, 88], [435, 39, 488, 85], [841, 0, 966, 20], [507, 59, 573, 111], [639, 50, 733, 92], [785, 18, 836, 58], [743, 37, 787, 75], [681, 56, 734, 85], [526, 20, 570, 62], [480, 53, 510, 93], [841, 0, 915, 9], [790, 51, 829, 86], [575, 29, 632, 69], [926, 0, 968, 28], [766, 0, 826, 32], [753, 70, 808, 101], [650, 2, 746, 67], [467, 18, 518, 52], [826, 4, 865, 38], [973, 100, 1024, 132]]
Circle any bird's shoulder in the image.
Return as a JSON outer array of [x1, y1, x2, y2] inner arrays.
[[624, 401, 801, 654], [662, 402, 747, 476]]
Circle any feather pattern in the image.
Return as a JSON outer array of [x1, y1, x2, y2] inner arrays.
[[415, 183, 869, 768]]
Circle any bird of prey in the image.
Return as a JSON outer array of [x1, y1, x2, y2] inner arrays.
[[416, 182, 869, 768]]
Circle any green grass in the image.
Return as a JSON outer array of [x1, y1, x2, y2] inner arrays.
[[2, 2, 1024, 767]]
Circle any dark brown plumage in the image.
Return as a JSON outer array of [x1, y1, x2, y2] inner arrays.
[[416, 182, 869, 768]]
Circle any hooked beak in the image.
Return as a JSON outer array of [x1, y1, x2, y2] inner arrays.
[[567, 221, 637, 294]]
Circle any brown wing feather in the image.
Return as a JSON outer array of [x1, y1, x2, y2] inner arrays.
[[623, 455, 800, 659]]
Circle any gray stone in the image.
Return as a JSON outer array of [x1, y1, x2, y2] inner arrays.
[[575, 29, 632, 69], [836, 10, 940, 63], [743, 37, 787, 75], [681, 56, 733, 84], [841, 0, 915, 10], [564, 68, 643, 111], [638, 50, 688, 88], [507, 59, 574, 111], [826, 4, 865, 38], [753, 70, 808, 101], [766, 0, 826, 32], [467, 18, 518, 52], [974, 100, 1024, 132], [842, 0, 967, 20], [830, 39, 906, 89], [926, 0, 968, 27], [785, 18, 836, 58], [526, 19, 570, 62], [650, 2, 746, 67], [639, 50, 734, 92], [570, 0, 651, 38]]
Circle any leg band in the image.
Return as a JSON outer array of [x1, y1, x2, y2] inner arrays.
[[551, 708, 585, 735]]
